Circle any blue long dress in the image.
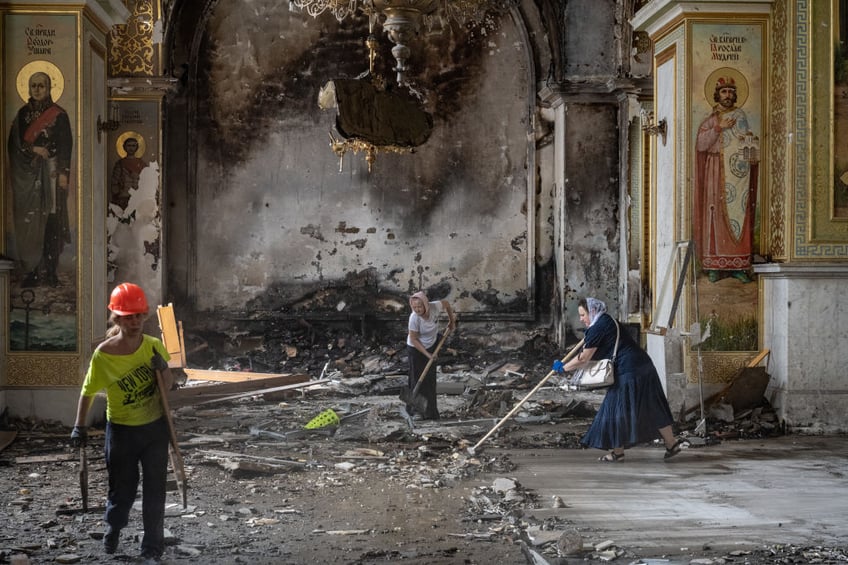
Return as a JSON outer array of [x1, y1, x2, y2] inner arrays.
[[579, 313, 674, 450]]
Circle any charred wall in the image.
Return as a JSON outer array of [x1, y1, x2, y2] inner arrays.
[[160, 0, 632, 350], [164, 1, 540, 333], [562, 103, 620, 334]]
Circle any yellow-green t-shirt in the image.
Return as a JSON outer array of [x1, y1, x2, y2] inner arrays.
[[81, 334, 171, 426]]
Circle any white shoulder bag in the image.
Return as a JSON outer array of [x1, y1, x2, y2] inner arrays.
[[574, 318, 619, 390]]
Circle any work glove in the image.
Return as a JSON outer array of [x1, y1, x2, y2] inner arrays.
[[70, 426, 87, 448], [552, 360, 565, 374], [151, 350, 168, 372]]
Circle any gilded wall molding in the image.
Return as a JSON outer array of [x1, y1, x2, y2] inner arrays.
[[794, 0, 848, 257], [108, 0, 158, 76], [6, 354, 82, 386], [769, 0, 787, 260], [685, 351, 753, 385]]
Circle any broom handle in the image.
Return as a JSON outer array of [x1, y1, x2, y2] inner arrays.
[[471, 338, 584, 453], [411, 327, 452, 396]]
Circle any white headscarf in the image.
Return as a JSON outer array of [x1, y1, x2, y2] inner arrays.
[[409, 291, 430, 319], [586, 297, 607, 327]]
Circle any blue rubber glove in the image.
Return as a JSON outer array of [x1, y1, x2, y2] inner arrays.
[[70, 426, 87, 448], [552, 360, 565, 374]]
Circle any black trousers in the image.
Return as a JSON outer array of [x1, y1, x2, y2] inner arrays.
[[407, 339, 440, 420], [104, 417, 169, 557]]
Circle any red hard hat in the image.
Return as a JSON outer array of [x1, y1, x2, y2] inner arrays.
[[108, 283, 149, 315]]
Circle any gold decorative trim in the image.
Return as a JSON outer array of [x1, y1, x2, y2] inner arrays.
[[6, 354, 82, 386], [685, 351, 753, 385], [108, 0, 156, 76], [769, 0, 788, 260], [796, 0, 848, 254]]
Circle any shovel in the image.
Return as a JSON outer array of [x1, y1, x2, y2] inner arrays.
[[399, 328, 452, 415]]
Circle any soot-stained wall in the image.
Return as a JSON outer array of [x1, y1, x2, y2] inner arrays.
[[560, 103, 620, 336], [176, 2, 536, 319]]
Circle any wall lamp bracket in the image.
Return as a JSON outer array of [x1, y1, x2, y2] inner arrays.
[[97, 103, 121, 142], [641, 110, 667, 146]]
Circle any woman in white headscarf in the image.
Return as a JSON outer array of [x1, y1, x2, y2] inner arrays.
[[560, 297, 686, 462], [406, 291, 456, 420]]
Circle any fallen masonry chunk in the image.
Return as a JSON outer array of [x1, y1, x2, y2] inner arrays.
[[594, 540, 616, 552], [492, 477, 517, 493], [597, 549, 619, 561], [334, 462, 356, 471], [557, 529, 583, 555]]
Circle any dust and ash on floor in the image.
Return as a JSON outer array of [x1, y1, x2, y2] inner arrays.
[[1, 325, 845, 565]]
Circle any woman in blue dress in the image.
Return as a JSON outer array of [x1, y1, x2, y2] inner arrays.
[[561, 298, 687, 462]]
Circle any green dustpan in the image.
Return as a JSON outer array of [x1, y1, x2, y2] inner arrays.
[[304, 408, 340, 429]]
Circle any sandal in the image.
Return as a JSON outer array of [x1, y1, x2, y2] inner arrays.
[[664, 438, 687, 460], [599, 451, 624, 462]]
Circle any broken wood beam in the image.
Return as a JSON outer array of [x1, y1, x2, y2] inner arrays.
[[194, 378, 330, 406], [219, 460, 297, 475], [166, 374, 310, 407], [198, 449, 306, 466], [15, 453, 78, 464], [183, 368, 291, 383]]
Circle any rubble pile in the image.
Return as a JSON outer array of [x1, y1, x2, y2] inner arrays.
[[0, 320, 829, 565]]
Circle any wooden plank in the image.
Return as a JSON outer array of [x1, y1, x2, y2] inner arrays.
[[195, 379, 330, 406], [16, 453, 77, 464], [199, 449, 306, 466], [167, 374, 310, 407], [746, 348, 770, 368], [157, 304, 294, 383], [184, 368, 291, 383], [156, 303, 185, 369]]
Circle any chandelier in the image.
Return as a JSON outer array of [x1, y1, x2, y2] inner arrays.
[[293, 0, 514, 170], [291, 0, 515, 85], [291, 0, 506, 24]]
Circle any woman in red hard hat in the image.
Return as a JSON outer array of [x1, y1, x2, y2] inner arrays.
[[70, 283, 173, 562]]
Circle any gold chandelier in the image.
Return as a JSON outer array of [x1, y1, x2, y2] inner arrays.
[[293, 0, 514, 170], [291, 0, 506, 25], [291, 0, 515, 84]]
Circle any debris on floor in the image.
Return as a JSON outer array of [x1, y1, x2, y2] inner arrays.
[[0, 326, 826, 564]]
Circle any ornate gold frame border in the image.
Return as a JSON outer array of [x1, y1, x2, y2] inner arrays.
[[685, 350, 754, 385], [3, 10, 82, 363], [2, 7, 106, 387], [796, 0, 848, 255], [684, 15, 771, 265], [645, 12, 766, 385]]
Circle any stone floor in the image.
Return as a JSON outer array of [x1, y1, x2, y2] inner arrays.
[[498, 433, 848, 561]]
